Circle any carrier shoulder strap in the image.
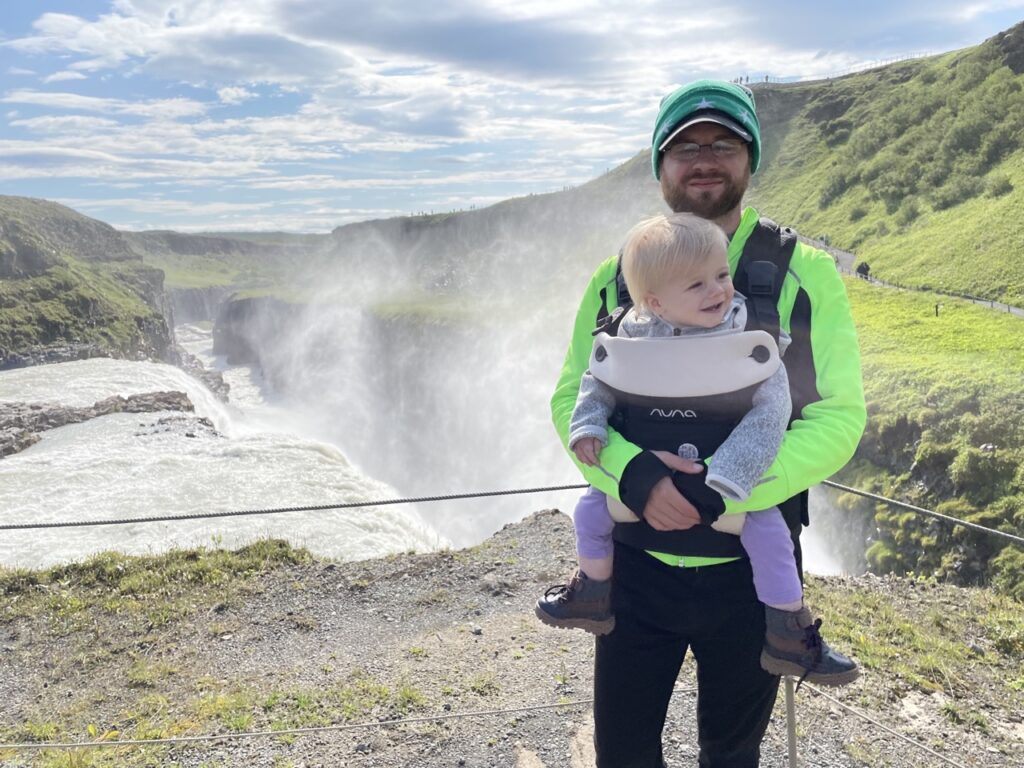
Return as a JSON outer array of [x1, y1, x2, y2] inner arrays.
[[734, 218, 809, 539], [595, 248, 633, 330], [731, 217, 798, 342]]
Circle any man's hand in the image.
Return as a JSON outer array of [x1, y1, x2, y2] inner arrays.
[[572, 437, 603, 466], [642, 451, 704, 531]]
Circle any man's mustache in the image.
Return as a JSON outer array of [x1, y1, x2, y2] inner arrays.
[[686, 171, 727, 181]]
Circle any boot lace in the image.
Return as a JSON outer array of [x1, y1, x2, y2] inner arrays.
[[543, 572, 583, 604], [796, 618, 825, 691]]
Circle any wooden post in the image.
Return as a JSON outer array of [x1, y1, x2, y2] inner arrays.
[[785, 677, 799, 766]]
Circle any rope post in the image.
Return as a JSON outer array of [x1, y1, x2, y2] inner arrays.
[[784, 676, 799, 767]]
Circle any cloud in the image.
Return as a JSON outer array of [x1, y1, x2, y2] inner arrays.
[[1, 90, 208, 119], [955, 0, 1024, 21], [9, 115, 121, 133], [280, 0, 610, 80], [42, 71, 89, 83], [0, 141, 266, 181], [143, 32, 357, 86], [217, 86, 256, 104], [56, 196, 277, 216], [55, 192, 407, 233], [5, 5, 358, 87], [6, 67, 35, 76]]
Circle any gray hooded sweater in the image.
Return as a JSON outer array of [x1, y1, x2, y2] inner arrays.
[[568, 294, 792, 502]]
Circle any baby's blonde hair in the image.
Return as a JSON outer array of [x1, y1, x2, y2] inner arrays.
[[620, 213, 729, 310]]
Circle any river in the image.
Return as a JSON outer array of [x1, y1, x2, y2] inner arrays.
[[0, 325, 445, 569]]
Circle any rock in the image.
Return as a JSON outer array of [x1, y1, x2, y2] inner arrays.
[[176, 345, 230, 401], [0, 390, 198, 458]]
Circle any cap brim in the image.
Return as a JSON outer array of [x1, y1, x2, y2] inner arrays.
[[658, 112, 753, 151]]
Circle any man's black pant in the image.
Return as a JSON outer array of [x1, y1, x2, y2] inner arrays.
[[593, 542, 779, 767]]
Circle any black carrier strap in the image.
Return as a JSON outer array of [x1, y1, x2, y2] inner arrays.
[[733, 218, 811, 539], [595, 248, 633, 330], [594, 306, 627, 337], [732, 217, 798, 343]]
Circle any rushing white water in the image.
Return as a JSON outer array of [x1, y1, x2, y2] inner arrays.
[[0, 341, 446, 569]]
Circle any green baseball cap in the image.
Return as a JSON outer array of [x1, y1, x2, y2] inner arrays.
[[651, 80, 761, 179]]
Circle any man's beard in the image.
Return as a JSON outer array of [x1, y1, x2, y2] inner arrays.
[[661, 167, 749, 219]]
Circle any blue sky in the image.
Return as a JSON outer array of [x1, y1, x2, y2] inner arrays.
[[1, 1, 1023, 232]]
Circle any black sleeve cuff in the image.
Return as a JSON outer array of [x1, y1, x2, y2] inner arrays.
[[618, 451, 673, 520], [672, 463, 727, 525]]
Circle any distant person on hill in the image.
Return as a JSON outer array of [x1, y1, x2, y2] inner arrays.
[[856, 261, 871, 279], [536, 213, 859, 692], [549, 80, 866, 767]]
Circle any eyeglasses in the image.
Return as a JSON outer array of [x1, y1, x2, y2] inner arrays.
[[663, 139, 745, 162]]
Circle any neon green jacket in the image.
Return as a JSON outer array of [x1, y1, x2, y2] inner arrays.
[[550, 207, 867, 566]]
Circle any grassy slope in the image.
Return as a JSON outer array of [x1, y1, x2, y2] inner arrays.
[[125, 232, 319, 292], [0, 198, 167, 357], [0, 260, 161, 351], [752, 23, 1024, 304], [838, 277, 1024, 595]]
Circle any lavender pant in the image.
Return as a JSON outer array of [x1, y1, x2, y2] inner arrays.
[[573, 486, 803, 606]]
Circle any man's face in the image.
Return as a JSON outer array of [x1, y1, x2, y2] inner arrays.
[[659, 122, 751, 220]]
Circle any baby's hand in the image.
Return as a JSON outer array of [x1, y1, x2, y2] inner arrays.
[[572, 437, 603, 466]]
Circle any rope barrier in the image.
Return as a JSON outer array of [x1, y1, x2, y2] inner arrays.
[[2, 480, 1020, 549], [0, 698, 596, 752], [0, 484, 588, 531], [804, 684, 970, 768], [821, 480, 1024, 545]]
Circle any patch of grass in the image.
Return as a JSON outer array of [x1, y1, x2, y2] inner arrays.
[[369, 294, 477, 323], [288, 613, 318, 631], [126, 658, 178, 688], [806, 577, 1024, 702], [0, 257, 168, 357], [0, 540, 315, 627], [394, 683, 427, 713], [467, 674, 499, 697], [941, 701, 990, 732], [194, 691, 256, 732], [415, 588, 449, 605]]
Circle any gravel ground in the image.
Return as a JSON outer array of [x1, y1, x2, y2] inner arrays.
[[0, 509, 1020, 767]]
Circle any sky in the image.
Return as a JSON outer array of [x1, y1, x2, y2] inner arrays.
[[1, 1, 1023, 233]]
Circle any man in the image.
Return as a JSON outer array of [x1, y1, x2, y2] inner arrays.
[[549, 80, 866, 767]]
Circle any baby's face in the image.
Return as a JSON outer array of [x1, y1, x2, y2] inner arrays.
[[646, 245, 734, 328]]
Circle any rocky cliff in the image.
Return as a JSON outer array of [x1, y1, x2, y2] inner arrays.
[[0, 196, 175, 369], [212, 295, 302, 367]]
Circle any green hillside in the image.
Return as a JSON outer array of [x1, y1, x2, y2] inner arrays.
[[749, 22, 1024, 304], [124, 230, 321, 291], [839, 278, 1024, 597], [0, 197, 172, 366]]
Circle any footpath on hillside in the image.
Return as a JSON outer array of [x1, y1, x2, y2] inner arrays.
[[802, 234, 1024, 319]]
